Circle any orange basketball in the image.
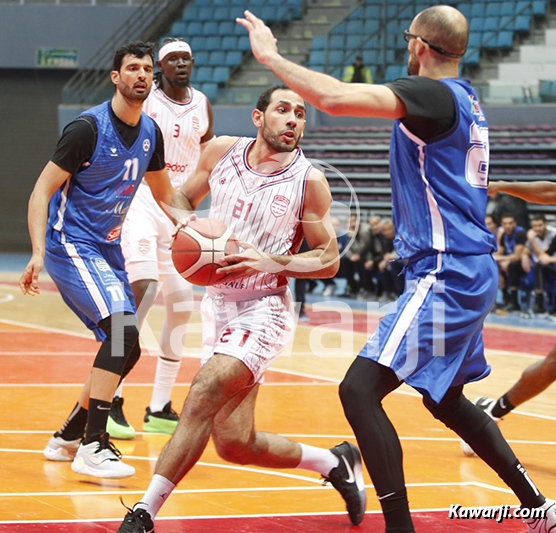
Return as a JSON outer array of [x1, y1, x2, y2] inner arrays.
[[171, 218, 239, 286]]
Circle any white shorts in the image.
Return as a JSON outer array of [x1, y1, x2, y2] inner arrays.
[[121, 184, 183, 284], [200, 289, 295, 383]]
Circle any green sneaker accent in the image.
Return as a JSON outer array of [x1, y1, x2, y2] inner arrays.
[[142, 401, 179, 434], [106, 396, 135, 440]]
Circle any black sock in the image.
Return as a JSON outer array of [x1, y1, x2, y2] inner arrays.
[[491, 393, 515, 418], [510, 289, 518, 306], [58, 402, 87, 440], [85, 398, 112, 442], [379, 490, 415, 533]]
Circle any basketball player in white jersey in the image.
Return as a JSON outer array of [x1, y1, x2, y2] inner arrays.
[[110, 38, 215, 438], [117, 86, 367, 532]]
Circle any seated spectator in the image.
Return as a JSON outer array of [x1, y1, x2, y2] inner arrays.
[[487, 192, 530, 230], [338, 214, 369, 297], [356, 216, 384, 300], [535, 233, 556, 318], [376, 218, 405, 301], [528, 214, 556, 313], [321, 216, 350, 297], [493, 213, 528, 311], [343, 55, 373, 84], [485, 214, 500, 237]]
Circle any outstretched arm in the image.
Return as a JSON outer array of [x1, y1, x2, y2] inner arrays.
[[236, 11, 406, 119], [489, 180, 556, 204]]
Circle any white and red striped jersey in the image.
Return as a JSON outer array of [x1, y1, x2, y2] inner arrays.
[[143, 83, 211, 188], [209, 137, 313, 293]]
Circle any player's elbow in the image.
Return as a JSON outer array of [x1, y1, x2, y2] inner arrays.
[[320, 256, 340, 278]]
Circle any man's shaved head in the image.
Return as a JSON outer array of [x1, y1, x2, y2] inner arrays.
[[413, 5, 469, 58]]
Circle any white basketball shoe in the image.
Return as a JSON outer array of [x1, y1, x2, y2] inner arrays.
[[524, 499, 556, 532], [71, 433, 135, 478], [43, 433, 81, 461]]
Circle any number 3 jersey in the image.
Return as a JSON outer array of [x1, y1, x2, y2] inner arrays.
[[47, 101, 158, 244], [208, 137, 313, 293], [389, 78, 496, 261]]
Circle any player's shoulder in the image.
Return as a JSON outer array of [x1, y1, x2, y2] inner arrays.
[[201, 136, 241, 167]]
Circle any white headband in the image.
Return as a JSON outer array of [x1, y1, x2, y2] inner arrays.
[[158, 41, 192, 61]]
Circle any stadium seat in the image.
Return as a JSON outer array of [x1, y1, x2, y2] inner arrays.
[[486, 3, 502, 17], [206, 36, 222, 50], [213, 66, 230, 84], [182, 5, 199, 20], [329, 35, 345, 50], [209, 51, 226, 65], [483, 17, 499, 32], [347, 20, 364, 34], [311, 35, 327, 51], [201, 82, 218, 102], [203, 21, 218, 36], [497, 31, 514, 49], [346, 34, 365, 50], [187, 21, 204, 37], [213, 7, 230, 21], [193, 51, 209, 64], [457, 3, 471, 18], [225, 51, 243, 67], [196, 66, 213, 83], [500, 2, 515, 16], [190, 36, 207, 51], [221, 36, 238, 50], [364, 19, 380, 34], [170, 21, 187, 36], [309, 51, 326, 66], [237, 35, 251, 51], [198, 8, 213, 21], [514, 15, 531, 33], [219, 22, 235, 36]]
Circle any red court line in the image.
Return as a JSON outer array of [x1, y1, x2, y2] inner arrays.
[[0, 512, 527, 532]]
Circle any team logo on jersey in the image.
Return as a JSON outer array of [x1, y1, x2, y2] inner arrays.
[[192, 116, 200, 131], [93, 258, 118, 285], [270, 195, 290, 217], [143, 139, 151, 152], [110, 147, 118, 157], [469, 95, 485, 121], [150, 112, 157, 119], [105, 227, 122, 242], [115, 183, 134, 196], [138, 238, 150, 255]]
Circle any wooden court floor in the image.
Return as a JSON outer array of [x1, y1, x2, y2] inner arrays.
[[0, 272, 554, 532]]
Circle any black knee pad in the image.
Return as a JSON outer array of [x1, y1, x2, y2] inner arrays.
[[121, 341, 141, 380], [93, 312, 140, 376]]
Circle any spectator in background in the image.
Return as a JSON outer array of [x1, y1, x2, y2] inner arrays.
[[343, 55, 373, 84], [485, 214, 501, 237], [338, 214, 369, 297], [376, 218, 405, 301], [356, 217, 384, 300], [322, 216, 350, 297], [487, 191, 530, 230], [529, 214, 556, 313], [493, 213, 528, 311]]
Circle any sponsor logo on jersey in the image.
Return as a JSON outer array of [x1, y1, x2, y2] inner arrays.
[[110, 147, 118, 157], [138, 238, 150, 254], [93, 257, 118, 285], [143, 139, 151, 152], [105, 201, 130, 216], [469, 94, 485, 121], [166, 162, 188, 173], [115, 183, 135, 196], [220, 178, 227, 185], [105, 227, 121, 242], [270, 195, 290, 217], [192, 115, 200, 131]]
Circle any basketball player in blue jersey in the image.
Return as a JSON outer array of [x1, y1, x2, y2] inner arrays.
[[19, 41, 188, 479], [240, 6, 555, 532]]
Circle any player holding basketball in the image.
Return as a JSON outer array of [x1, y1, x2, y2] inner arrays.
[[238, 7, 555, 533], [20, 41, 188, 479], [459, 179, 556, 457], [117, 85, 367, 531], [108, 37, 215, 439]]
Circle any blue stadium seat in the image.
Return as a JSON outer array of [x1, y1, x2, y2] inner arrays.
[[206, 36, 222, 50], [331, 22, 347, 35], [516, 1, 532, 16], [364, 5, 381, 19], [346, 34, 365, 49], [311, 35, 326, 51], [221, 36, 238, 50], [329, 35, 345, 50], [500, 2, 515, 16], [213, 7, 230, 21], [190, 36, 207, 51], [363, 50, 378, 64], [482, 31, 498, 48], [483, 17, 500, 31], [237, 35, 251, 51], [468, 32, 482, 49], [209, 51, 226, 65], [233, 22, 246, 36], [497, 31, 514, 49], [210, 0, 229, 5], [457, 3, 471, 18], [196, 67, 213, 83], [384, 65, 402, 82], [486, 3, 502, 17], [364, 19, 380, 34], [347, 20, 364, 34], [187, 21, 204, 37], [170, 21, 187, 36], [218, 22, 235, 35], [514, 15, 531, 32], [533, 0, 547, 16], [363, 36, 381, 50], [500, 16, 513, 30], [213, 66, 230, 84], [182, 5, 199, 20], [198, 8, 213, 21], [203, 21, 218, 35], [328, 50, 345, 66], [201, 82, 218, 102], [470, 3, 483, 18], [309, 51, 326, 66], [347, 6, 364, 19], [193, 51, 209, 64], [225, 51, 243, 66], [285, 0, 302, 19]]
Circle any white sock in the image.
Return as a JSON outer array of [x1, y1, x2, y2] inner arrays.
[[297, 443, 339, 476], [149, 358, 181, 412], [134, 474, 176, 518], [114, 382, 124, 399]]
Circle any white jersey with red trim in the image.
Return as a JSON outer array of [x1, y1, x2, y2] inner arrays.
[[209, 137, 312, 293], [143, 83, 210, 188]]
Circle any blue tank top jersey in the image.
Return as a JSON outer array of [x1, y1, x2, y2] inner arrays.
[[47, 101, 157, 244], [389, 78, 497, 261]]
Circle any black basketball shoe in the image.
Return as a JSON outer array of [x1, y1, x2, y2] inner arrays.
[[117, 506, 155, 533]]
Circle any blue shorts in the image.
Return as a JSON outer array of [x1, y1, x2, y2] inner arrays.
[[358, 253, 498, 403], [44, 229, 136, 341]]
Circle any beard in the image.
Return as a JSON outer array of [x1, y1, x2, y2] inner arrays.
[[119, 81, 150, 102], [407, 52, 419, 76], [261, 123, 299, 154]]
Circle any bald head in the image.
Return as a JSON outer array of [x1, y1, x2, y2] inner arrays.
[[413, 5, 469, 59]]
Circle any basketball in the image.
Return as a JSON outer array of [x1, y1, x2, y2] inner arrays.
[[171, 218, 239, 286]]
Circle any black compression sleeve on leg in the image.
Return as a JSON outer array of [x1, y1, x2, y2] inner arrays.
[[93, 312, 139, 376], [340, 358, 414, 532], [120, 340, 141, 380], [423, 387, 544, 509]]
